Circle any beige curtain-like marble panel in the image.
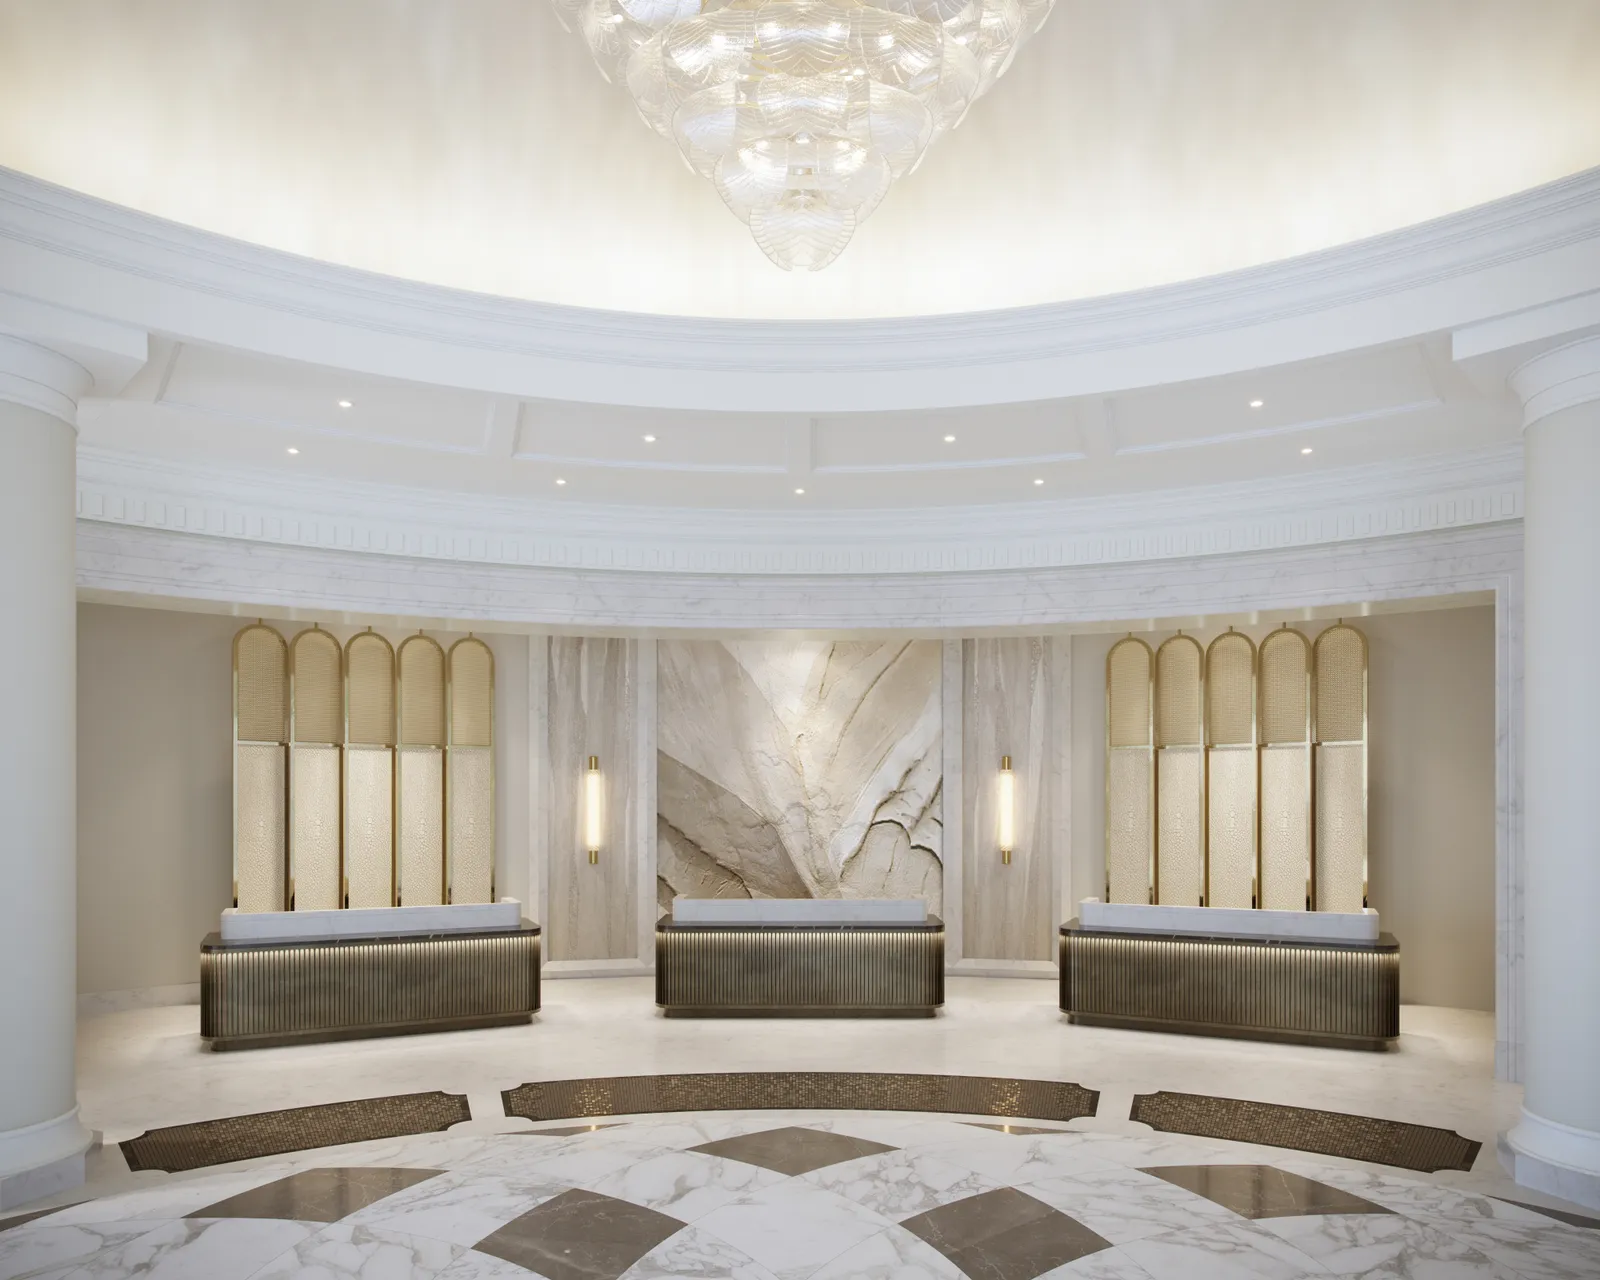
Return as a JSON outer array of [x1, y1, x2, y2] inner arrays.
[[1156, 747, 1204, 906], [397, 747, 444, 906], [448, 746, 494, 905], [1107, 748, 1154, 905], [290, 744, 342, 911], [1316, 742, 1367, 913], [344, 745, 395, 909], [234, 741, 286, 914], [1260, 744, 1311, 911], [1206, 746, 1257, 909]]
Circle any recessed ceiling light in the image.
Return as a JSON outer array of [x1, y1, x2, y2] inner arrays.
[[286, 447, 299, 455], [1301, 447, 1314, 455], [1249, 399, 1264, 409], [1033, 478, 1044, 486], [337, 399, 353, 409], [643, 434, 657, 443], [794, 488, 806, 495], [943, 434, 956, 443], [555, 478, 567, 485]]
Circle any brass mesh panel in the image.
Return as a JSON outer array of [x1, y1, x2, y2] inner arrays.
[[397, 747, 444, 906], [448, 746, 494, 904], [1260, 744, 1310, 911], [1207, 746, 1257, 909], [1315, 625, 1367, 744], [1106, 749, 1152, 904], [1107, 639, 1152, 748], [291, 630, 343, 745], [235, 626, 286, 744], [449, 638, 494, 748], [1156, 637, 1203, 747], [345, 745, 394, 909], [1156, 747, 1204, 905], [398, 637, 446, 747], [1207, 632, 1255, 747], [346, 633, 395, 747], [234, 743, 285, 913], [290, 744, 341, 911], [1316, 742, 1367, 913], [1260, 630, 1310, 746]]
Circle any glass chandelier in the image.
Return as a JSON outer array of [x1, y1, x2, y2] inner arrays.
[[550, 0, 1056, 270]]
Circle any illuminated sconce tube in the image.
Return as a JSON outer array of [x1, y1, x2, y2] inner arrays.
[[584, 755, 601, 864], [999, 755, 1015, 865]]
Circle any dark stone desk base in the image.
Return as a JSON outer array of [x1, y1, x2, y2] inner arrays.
[[1059, 921, 1399, 1051], [200, 922, 541, 1050], [657, 918, 944, 1018]]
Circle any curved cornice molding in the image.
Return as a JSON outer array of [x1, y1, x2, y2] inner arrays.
[[5, 165, 1600, 412], [76, 443, 1521, 578], [1511, 334, 1600, 428], [0, 333, 90, 426]]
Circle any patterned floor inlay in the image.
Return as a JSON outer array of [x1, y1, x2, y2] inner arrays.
[[511, 1123, 628, 1137], [473, 1187, 685, 1280], [120, 1091, 472, 1173], [1144, 1164, 1393, 1219], [1130, 1090, 1482, 1173], [1492, 1197, 1600, 1229], [962, 1123, 1075, 1136], [188, 1166, 442, 1221], [689, 1125, 898, 1175], [902, 1186, 1111, 1280], [503, 1071, 1099, 1124]]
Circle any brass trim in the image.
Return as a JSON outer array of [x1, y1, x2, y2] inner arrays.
[[1205, 629, 1258, 909], [1258, 625, 1313, 910], [395, 634, 447, 906], [232, 622, 288, 912], [1313, 622, 1370, 909], [1105, 635, 1156, 904]]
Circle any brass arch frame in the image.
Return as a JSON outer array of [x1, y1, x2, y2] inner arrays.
[[289, 626, 344, 912], [232, 622, 288, 912], [1258, 625, 1314, 911], [396, 633, 448, 906], [1204, 628, 1258, 909], [1105, 636, 1155, 905], [1313, 622, 1370, 911], [1154, 634, 1205, 906], [446, 636, 496, 905], [344, 629, 397, 909]]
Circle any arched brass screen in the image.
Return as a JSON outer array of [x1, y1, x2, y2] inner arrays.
[[1155, 635, 1204, 905], [447, 637, 495, 905], [344, 630, 395, 909], [396, 635, 446, 906], [290, 627, 343, 911], [1258, 627, 1311, 911], [1314, 624, 1368, 913], [233, 624, 287, 913], [1205, 630, 1257, 909], [1105, 637, 1154, 905]]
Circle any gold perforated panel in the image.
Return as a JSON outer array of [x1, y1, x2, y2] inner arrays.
[[448, 746, 494, 904], [398, 637, 446, 747], [397, 746, 444, 906], [346, 632, 395, 747], [1108, 639, 1153, 748], [1260, 629, 1310, 746], [449, 638, 494, 748], [1207, 632, 1255, 747], [1260, 743, 1310, 911], [1156, 637, 1203, 747], [234, 742, 285, 913], [291, 630, 343, 745], [1156, 746, 1204, 905], [1207, 745, 1257, 909], [234, 626, 286, 744], [290, 744, 341, 911], [345, 745, 394, 909], [1316, 741, 1367, 913], [1315, 625, 1367, 743], [1107, 749, 1153, 904]]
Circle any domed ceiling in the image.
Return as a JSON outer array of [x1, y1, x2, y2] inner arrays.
[[2, 0, 1596, 319]]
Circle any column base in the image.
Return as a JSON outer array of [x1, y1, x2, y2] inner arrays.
[[0, 1109, 95, 1211], [1500, 1108, 1600, 1212]]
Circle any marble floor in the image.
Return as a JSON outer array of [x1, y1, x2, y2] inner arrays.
[[1, 977, 1590, 1278]]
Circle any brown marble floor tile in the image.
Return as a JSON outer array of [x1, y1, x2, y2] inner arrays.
[[510, 1123, 627, 1137], [473, 1187, 685, 1280], [188, 1166, 443, 1222], [1142, 1165, 1392, 1220], [902, 1185, 1111, 1280], [0, 1204, 78, 1233], [689, 1125, 899, 1176]]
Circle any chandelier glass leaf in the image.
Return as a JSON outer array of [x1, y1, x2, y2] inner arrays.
[[551, 0, 1056, 270]]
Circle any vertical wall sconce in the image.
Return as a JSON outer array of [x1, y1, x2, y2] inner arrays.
[[999, 755, 1015, 865], [584, 755, 602, 864]]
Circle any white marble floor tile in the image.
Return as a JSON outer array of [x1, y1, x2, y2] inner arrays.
[[1411, 1212, 1600, 1280], [618, 1224, 783, 1280], [338, 1169, 572, 1247], [587, 1150, 790, 1223], [516, 1139, 679, 1186], [1035, 1245, 1161, 1279], [1026, 1163, 1243, 1244], [54, 1217, 313, 1280], [1258, 1212, 1516, 1279], [0, 1218, 166, 1280], [42, 1171, 295, 1226], [803, 1226, 967, 1280], [1117, 1218, 1329, 1280], [912, 1133, 1122, 1186], [432, 1248, 547, 1280], [692, 1181, 895, 1280], [250, 1224, 467, 1279], [801, 1150, 1003, 1221]]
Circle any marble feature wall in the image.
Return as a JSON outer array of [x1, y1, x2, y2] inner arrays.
[[547, 637, 639, 961], [657, 640, 942, 913], [961, 639, 1060, 962]]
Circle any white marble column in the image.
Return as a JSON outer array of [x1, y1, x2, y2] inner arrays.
[[0, 335, 94, 1208], [1501, 334, 1600, 1210]]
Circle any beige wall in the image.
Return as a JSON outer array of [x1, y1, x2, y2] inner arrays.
[[76, 604, 528, 994], [1071, 605, 1496, 1010]]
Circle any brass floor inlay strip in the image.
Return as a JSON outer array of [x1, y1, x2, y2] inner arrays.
[[1130, 1090, 1481, 1173], [120, 1091, 471, 1173], [504, 1072, 1099, 1124]]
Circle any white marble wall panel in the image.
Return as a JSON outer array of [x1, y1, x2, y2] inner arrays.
[[547, 637, 639, 962], [657, 640, 941, 914]]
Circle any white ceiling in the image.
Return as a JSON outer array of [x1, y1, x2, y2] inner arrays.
[[2, 0, 1596, 319]]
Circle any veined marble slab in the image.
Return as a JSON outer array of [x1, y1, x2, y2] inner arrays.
[[220, 898, 523, 943], [1078, 898, 1380, 943], [671, 897, 927, 924]]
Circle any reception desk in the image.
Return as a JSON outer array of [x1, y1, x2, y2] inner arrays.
[[201, 902, 541, 1050], [1059, 902, 1398, 1051], [657, 899, 944, 1018]]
